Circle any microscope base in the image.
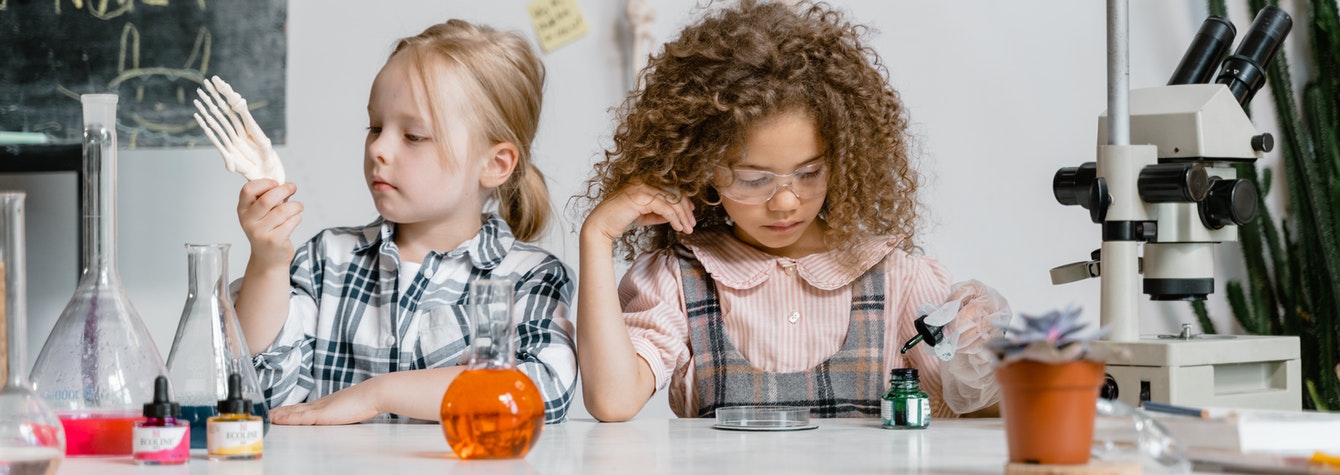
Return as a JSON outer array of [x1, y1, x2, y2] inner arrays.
[[1097, 335, 1300, 411]]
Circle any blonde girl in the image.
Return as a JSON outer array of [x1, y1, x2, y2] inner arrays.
[[234, 19, 575, 424]]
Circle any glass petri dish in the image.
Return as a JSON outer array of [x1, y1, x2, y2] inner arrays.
[[713, 406, 816, 431]]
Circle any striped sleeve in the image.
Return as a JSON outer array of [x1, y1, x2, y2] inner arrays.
[[618, 250, 691, 393], [890, 255, 957, 418], [252, 232, 324, 409], [511, 254, 577, 424]]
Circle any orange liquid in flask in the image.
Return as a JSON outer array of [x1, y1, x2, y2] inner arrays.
[[440, 368, 544, 459]]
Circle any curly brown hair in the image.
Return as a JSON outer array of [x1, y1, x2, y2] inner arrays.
[[582, 0, 920, 260]]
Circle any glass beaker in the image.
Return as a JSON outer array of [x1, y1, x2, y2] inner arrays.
[[439, 279, 544, 460], [166, 243, 269, 449], [0, 192, 65, 474], [29, 94, 167, 456], [1093, 399, 1190, 473]]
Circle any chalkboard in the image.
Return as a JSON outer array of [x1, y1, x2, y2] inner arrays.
[[0, 0, 286, 149]]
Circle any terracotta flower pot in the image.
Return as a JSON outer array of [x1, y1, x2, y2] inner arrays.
[[995, 359, 1106, 465]]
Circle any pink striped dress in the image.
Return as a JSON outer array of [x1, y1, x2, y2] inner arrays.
[[619, 227, 1006, 418]]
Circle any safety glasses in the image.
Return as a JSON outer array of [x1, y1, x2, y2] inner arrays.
[[715, 162, 828, 205]]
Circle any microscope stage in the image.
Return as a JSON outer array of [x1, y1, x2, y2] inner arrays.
[[1098, 335, 1301, 411]]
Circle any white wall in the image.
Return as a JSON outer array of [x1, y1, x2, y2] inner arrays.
[[6, 0, 1305, 421]]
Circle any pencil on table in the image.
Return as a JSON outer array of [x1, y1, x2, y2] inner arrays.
[[1140, 401, 1209, 418], [1310, 451, 1340, 467]]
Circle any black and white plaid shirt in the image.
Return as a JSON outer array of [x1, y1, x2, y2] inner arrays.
[[252, 213, 576, 423]]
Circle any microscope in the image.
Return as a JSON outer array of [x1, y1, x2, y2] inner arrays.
[[1050, 5, 1301, 411]]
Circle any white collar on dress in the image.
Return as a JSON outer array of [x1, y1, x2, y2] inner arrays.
[[679, 227, 902, 291]]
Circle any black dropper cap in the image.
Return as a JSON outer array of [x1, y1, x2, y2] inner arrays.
[[890, 368, 919, 380], [143, 375, 177, 419], [218, 372, 253, 415]]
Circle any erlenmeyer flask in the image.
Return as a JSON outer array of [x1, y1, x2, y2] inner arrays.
[[166, 243, 269, 449], [29, 94, 167, 456], [440, 279, 545, 459], [0, 192, 65, 474]]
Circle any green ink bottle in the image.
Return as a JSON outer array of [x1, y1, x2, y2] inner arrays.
[[880, 368, 930, 429]]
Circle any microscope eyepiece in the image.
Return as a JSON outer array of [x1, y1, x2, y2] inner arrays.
[[1215, 5, 1292, 105], [1200, 178, 1259, 229], [1168, 16, 1236, 85], [1053, 162, 1098, 207]]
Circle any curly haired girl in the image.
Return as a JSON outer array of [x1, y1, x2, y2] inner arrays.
[[577, 0, 1011, 421]]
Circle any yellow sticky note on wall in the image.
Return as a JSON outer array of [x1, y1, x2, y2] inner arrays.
[[527, 0, 588, 52]]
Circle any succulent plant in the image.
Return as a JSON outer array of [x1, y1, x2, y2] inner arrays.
[[988, 305, 1109, 364]]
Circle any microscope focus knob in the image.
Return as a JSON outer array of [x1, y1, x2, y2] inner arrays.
[[1138, 163, 1210, 202], [1252, 133, 1274, 152], [1090, 177, 1111, 224], [1200, 178, 1259, 229]]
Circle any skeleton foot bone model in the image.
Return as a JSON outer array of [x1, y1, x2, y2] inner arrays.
[[192, 76, 287, 183]]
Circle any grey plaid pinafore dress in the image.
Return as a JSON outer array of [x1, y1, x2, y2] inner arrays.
[[676, 245, 886, 418]]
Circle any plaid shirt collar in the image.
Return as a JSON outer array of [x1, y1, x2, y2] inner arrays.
[[351, 213, 515, 270]]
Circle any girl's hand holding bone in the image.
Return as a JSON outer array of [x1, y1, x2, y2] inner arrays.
[[193, 76, 287, 183]]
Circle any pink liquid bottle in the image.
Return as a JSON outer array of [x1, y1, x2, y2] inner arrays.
[[29, 94, 166, 456], [132, 376, 189, 465]]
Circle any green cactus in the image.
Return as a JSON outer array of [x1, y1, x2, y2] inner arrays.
[[1202, 0, 1340, 410]]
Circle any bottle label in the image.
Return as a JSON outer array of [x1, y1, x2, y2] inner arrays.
[[207, 419, 263, 455], [881, 396, 930, 428], [132, 426, 188, 456], [913, 398, 930, 425]]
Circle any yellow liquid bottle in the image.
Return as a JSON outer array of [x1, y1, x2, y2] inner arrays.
[[206, 373, 263, 460]]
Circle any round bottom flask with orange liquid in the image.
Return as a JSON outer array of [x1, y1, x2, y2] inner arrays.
[[439, 279, 544, 459]]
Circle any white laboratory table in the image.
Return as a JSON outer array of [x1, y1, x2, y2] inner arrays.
[[58, 418, 1013, 474]]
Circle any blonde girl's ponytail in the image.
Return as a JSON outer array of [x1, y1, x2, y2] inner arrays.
[[497, 159, 551, 242]]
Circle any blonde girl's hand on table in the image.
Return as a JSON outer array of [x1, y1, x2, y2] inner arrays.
[[270, 368, 461, 424], [583, 183, 695, 242], [269, 382, 380, 426], [237, 179, 303, 267]]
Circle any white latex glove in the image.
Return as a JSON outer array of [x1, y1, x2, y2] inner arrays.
[[938, 280, 1012, 414], [192, 76, 286, 183]]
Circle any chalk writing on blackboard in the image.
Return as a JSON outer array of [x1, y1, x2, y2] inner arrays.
[[0, 0, 287, 149]]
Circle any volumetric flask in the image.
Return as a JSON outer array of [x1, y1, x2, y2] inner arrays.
[[29, 94, 168, 456]]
